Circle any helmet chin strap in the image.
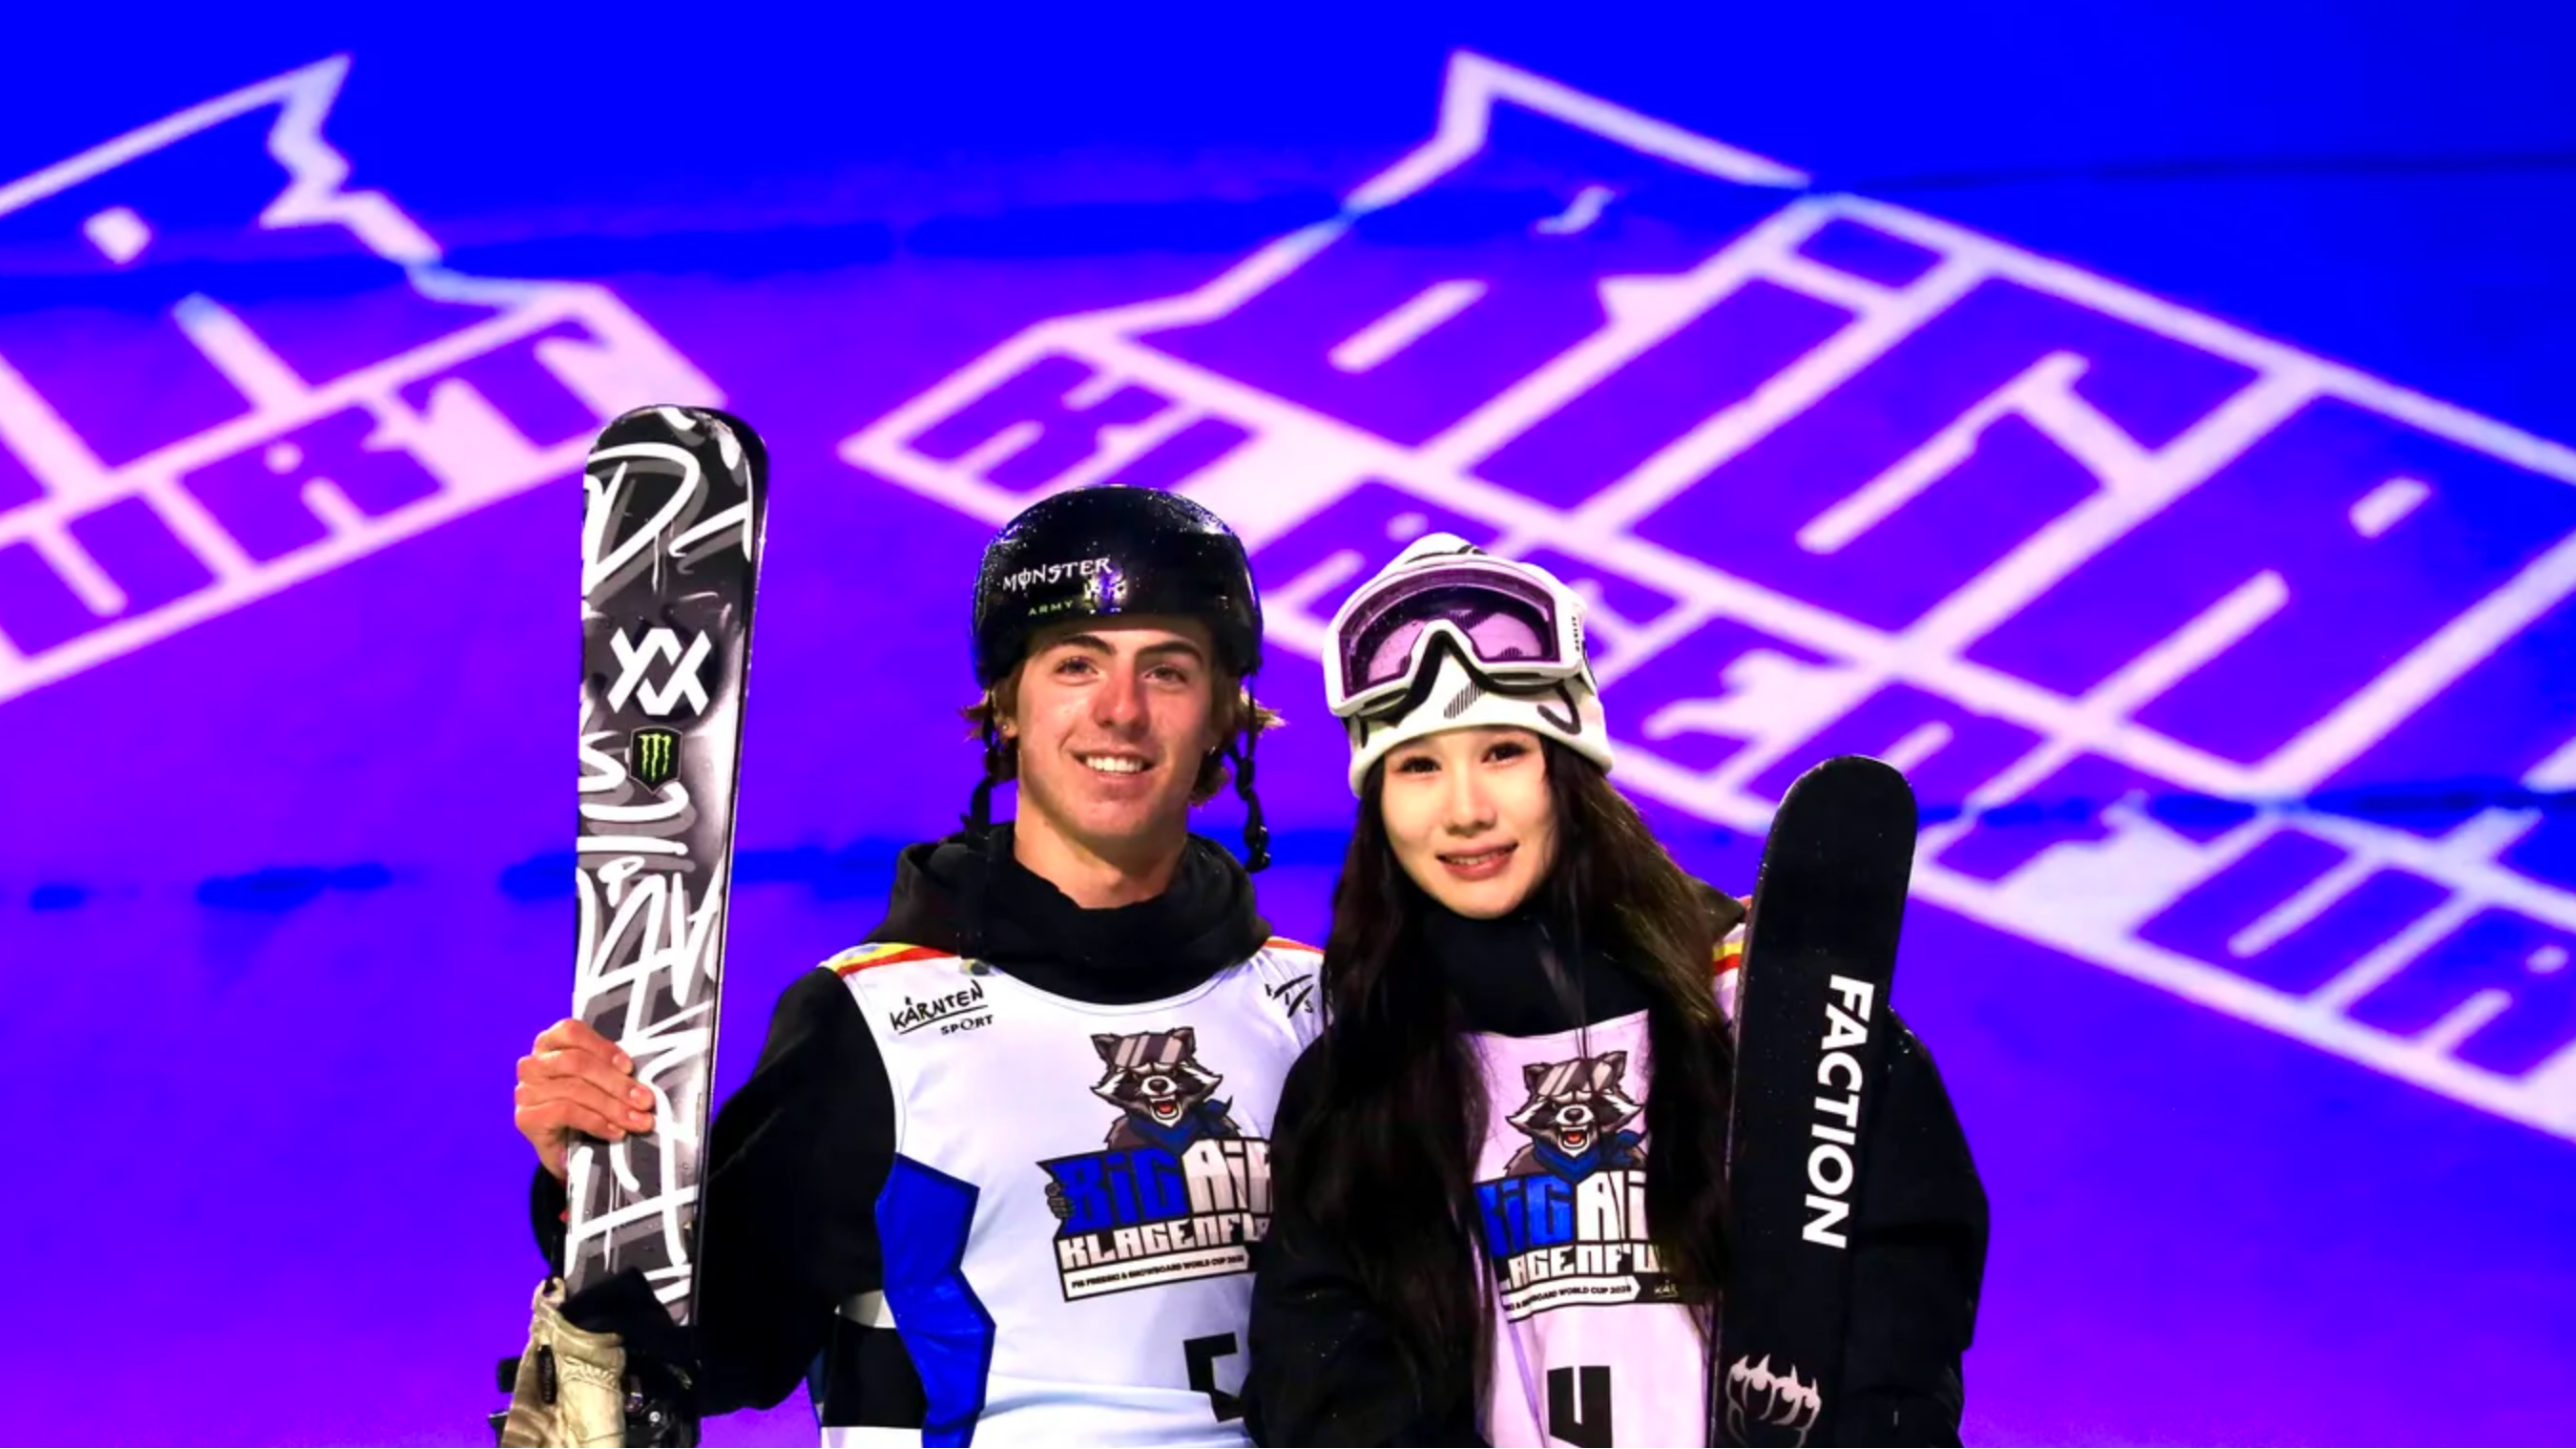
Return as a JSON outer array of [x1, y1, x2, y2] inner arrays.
[[963, 718, 1007, 838], [944, 717, 1014, 965], [1231, 682, 1271, 873]]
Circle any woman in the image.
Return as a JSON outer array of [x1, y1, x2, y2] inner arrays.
[[1248, 536, 1988, 1447]]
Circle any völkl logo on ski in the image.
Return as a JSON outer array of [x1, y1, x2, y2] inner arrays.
[[608, 626, 714, 720]]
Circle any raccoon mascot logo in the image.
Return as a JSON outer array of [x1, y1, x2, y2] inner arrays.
[[1476, 1050, 1673, 1321], [1089, 1028, 1243, 1153], [1039, 1026, 1274, 1301], [1503, 1051, 1645, 1180]]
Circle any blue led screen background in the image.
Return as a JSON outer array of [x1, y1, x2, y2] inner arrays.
[[3, 4, 2572, 1443]]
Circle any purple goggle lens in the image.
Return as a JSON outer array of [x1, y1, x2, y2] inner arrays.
[[1337, 565, 1566, 701]]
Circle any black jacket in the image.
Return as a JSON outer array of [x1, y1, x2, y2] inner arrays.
[[1244, 898, 1989, 1446], [529, 826, 1270, 1428]]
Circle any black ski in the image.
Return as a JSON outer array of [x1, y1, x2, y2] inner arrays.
[[564, 405, 767, 1325], [1718, 755, 1918, 1447]]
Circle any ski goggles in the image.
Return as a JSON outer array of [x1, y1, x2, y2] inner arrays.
[[1324, 555, 1589, 720]]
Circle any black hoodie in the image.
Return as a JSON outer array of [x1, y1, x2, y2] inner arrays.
[[529, 825, 1270, 1428], [1246, 894, 1989, 1446]]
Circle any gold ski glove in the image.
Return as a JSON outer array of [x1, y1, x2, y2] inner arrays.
[[499, 1278, 628, 1448]]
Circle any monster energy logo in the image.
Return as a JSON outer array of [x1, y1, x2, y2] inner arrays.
[[629, 728, 681, 789]]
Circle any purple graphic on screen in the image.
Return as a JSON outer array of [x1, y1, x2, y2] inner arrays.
[[0, 56, 717, 707], [6, 33, 2574, 1449], [848, 52, 2576, 1143]]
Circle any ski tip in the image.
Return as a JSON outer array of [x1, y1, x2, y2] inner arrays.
[[696, 406, 766, 445], [588, 406, 769, 480], [1805, 753, 1911, 787], [1778, 753, 1919, 820], [697, 407, 772, 484]]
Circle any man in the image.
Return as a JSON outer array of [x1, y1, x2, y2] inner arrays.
[[512, 487, 1320, 1445]]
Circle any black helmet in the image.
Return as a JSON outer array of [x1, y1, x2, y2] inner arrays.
[[963, 485, 1272, 870], [971, 486, 1263, 688]]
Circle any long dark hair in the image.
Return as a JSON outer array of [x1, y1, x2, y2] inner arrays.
[[1276, 738, 1738, 1406]]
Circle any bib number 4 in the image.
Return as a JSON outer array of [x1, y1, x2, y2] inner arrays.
[[1548, 1364, 1615, 1447]]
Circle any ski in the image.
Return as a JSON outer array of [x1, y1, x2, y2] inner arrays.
[[562, 405, 767, 1325], [1717, 755, 1918, 1447]]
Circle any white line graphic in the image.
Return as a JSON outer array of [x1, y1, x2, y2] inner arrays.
[[841, 50, 2576, 1144], [0, 55, 719, 702]]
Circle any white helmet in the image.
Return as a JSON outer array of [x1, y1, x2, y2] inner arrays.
[[1324, 534, 1615, 796]]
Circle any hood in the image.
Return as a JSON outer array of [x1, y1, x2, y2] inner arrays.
[[867, 824, 1271, 1006]]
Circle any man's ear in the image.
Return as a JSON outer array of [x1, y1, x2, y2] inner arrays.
[[994, 677, 1023, 738]]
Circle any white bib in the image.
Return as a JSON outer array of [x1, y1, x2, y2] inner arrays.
[[830, 939, 1323, 1447]]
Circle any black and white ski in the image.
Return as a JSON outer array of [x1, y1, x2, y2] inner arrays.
[[1718, 755, 1918, 1447], [564, 405, 767, 1325]]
